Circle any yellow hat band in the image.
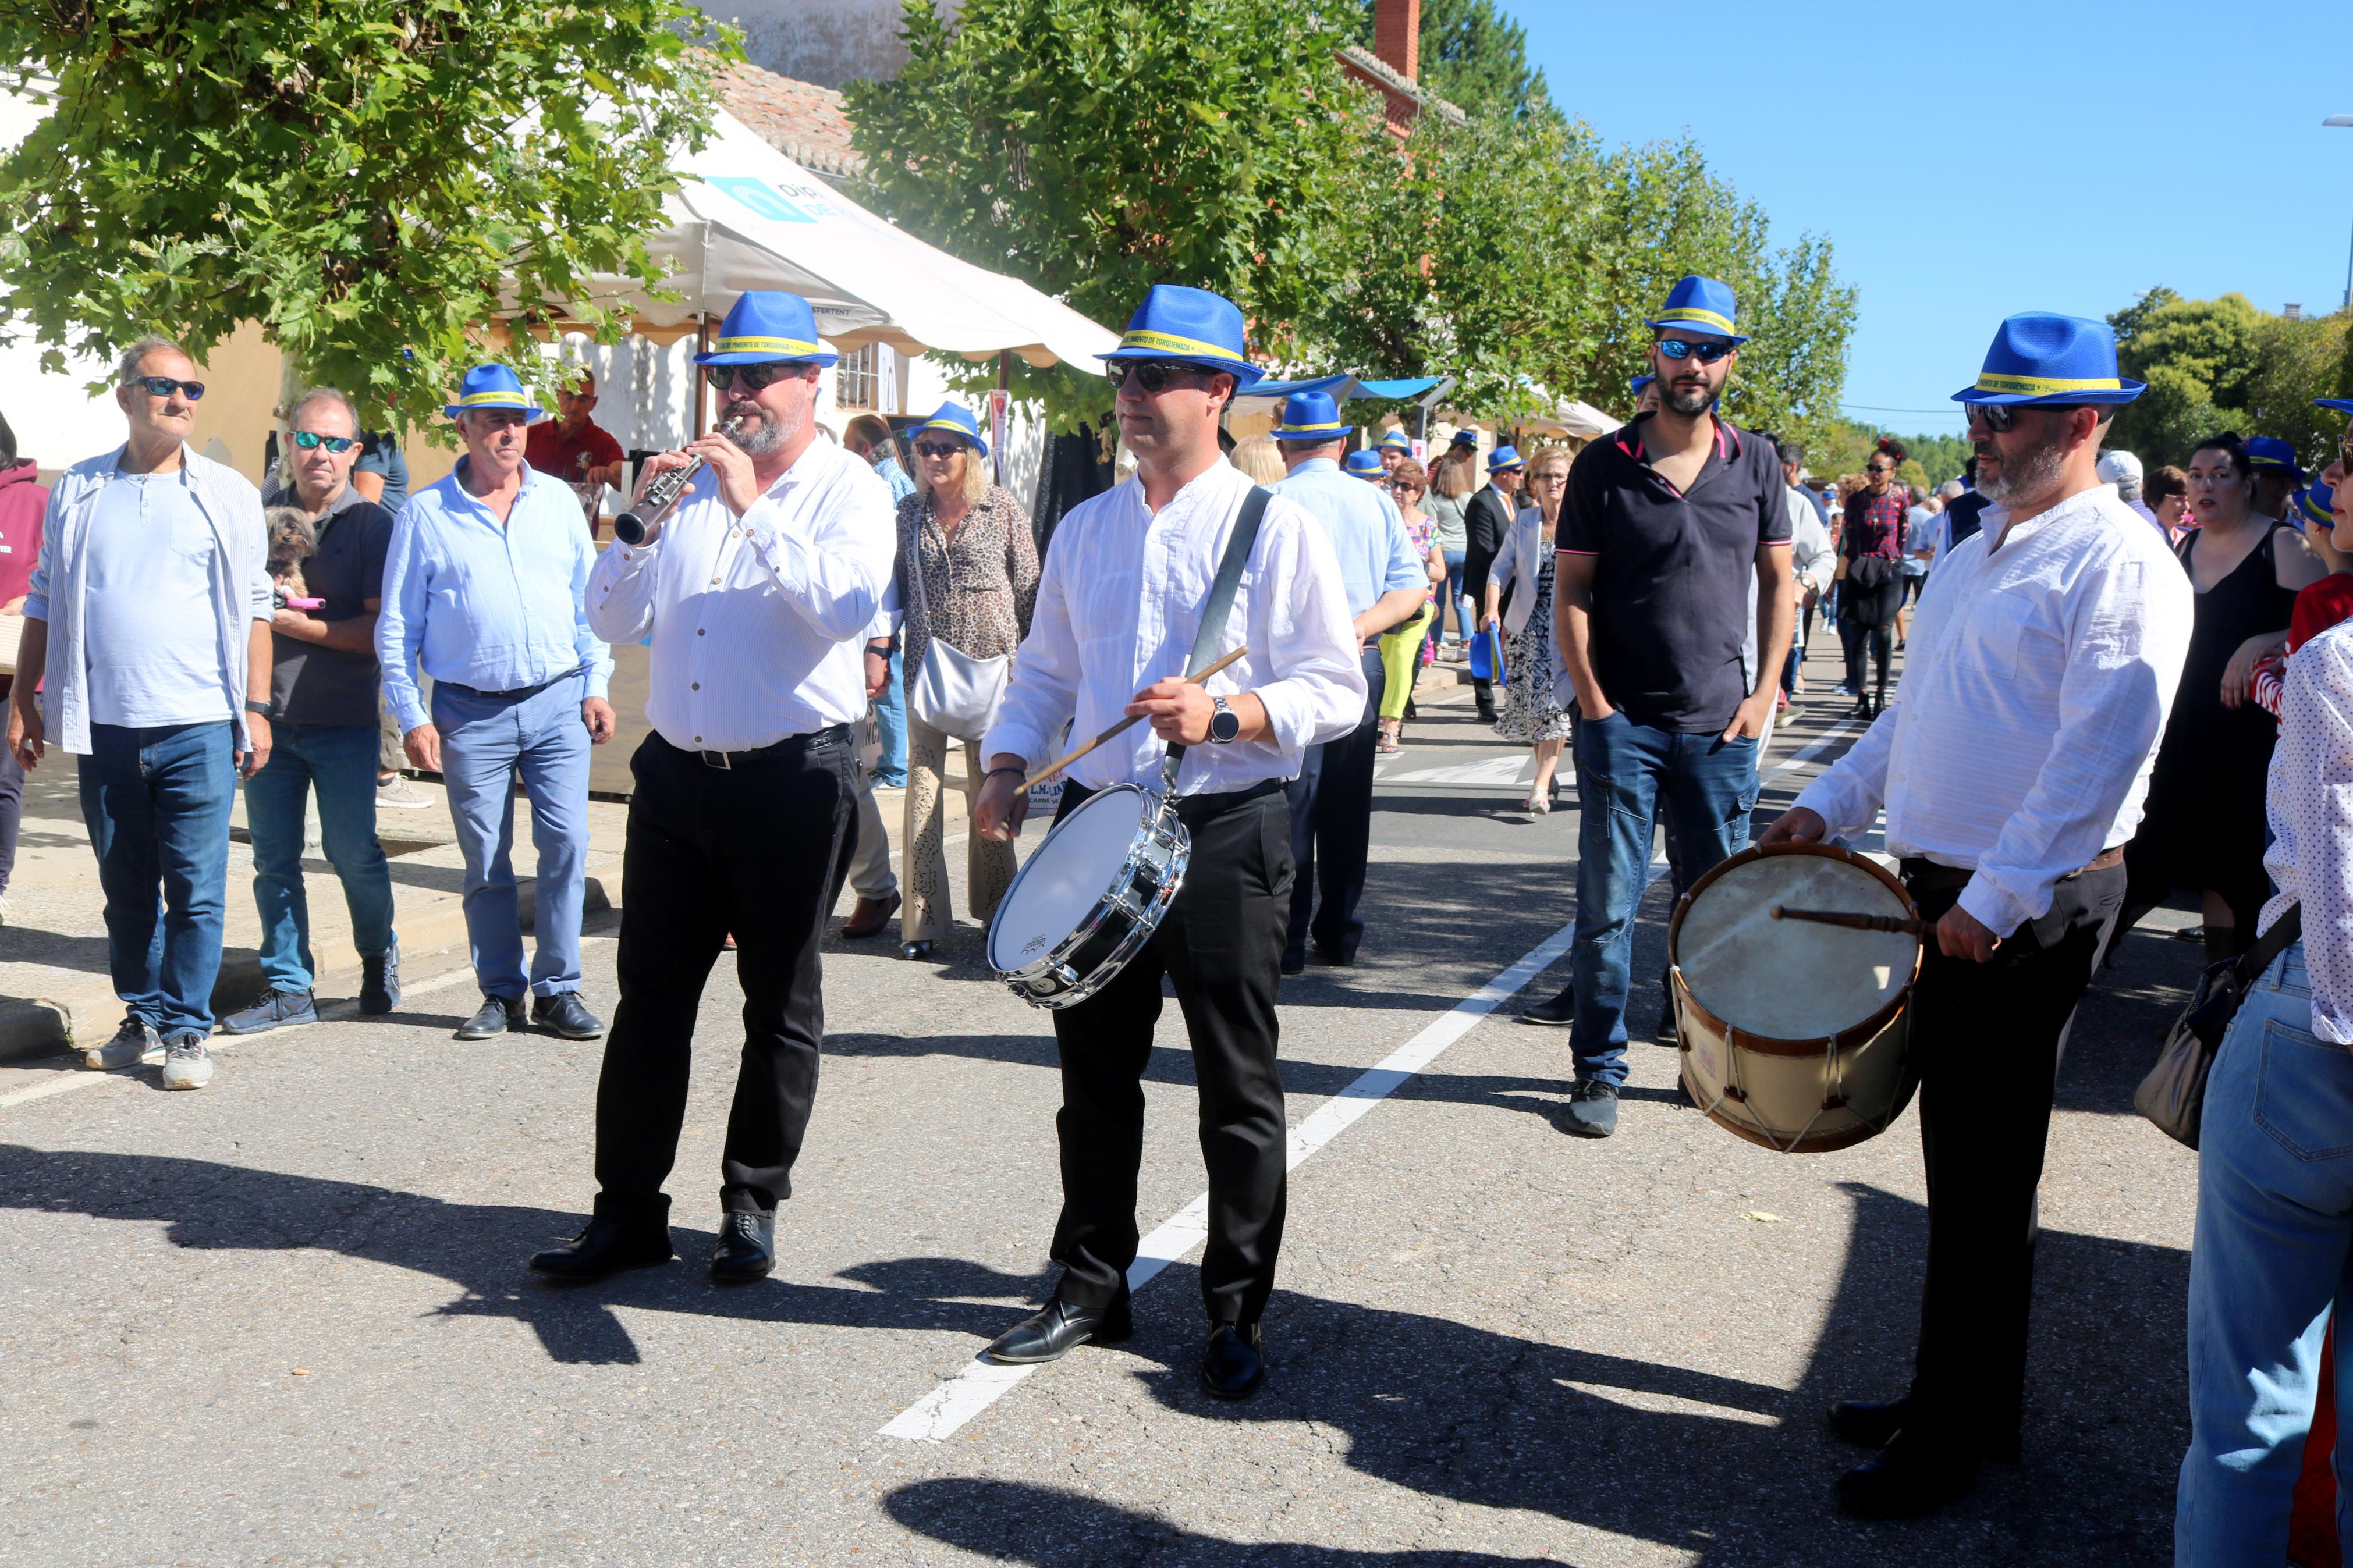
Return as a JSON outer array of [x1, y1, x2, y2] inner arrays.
[[920, 419, 975, 438], [1973, 372, 2122, 395], [1655, 307, 1737, 335], [1118, 329, 1242, 361], [457, 388, 532, 406], [1276, 420, 1347, 433], [714, 335, 822, 356]]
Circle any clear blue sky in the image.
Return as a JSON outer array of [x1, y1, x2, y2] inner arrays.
[[1506, 0, 2353, 434]]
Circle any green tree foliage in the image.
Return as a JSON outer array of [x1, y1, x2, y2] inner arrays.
[[1349, 0, 1556, 124], [2106, 287, 2352, 472], [0, 1, 729, 433], [846, 0, 1382, 422]]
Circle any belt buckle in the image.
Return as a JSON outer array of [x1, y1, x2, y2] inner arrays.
[[698, 748, 733, 770]]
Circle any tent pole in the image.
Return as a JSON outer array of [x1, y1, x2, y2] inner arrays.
[[693, 314, 711, 439]]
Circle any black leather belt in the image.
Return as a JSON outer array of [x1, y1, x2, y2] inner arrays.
[[438, 678, 556, 703], [1900, 845, 2123, 894], [662, 725, 849, 770]]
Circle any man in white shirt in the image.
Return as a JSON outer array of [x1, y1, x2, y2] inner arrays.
[[1760, 312, 2192, 1520], [1778, 437, 1834, 697], [529, 291, 895, 1287], [971, 285, 1364, 1399]]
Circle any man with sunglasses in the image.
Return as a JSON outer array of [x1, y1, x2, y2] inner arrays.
[[970, 284, 1364, 1400], [531, 290, 895, 1289], [1520, 277, 1793, 1137], [9, 336, 275, 1090], [1761, 312, 2191, 1520], [221, 387, 403, 1038]]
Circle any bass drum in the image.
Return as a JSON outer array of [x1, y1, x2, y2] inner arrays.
[[1669, 842, 1924, 1153], [986, 784, 1188, 1009]]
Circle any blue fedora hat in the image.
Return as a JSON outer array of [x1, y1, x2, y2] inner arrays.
[[1341, 449, 1385, 478], [2246, 435, 2305, 483], [693, 290, 839, 367], [1953, 312, 2144, 406], [1270, 389, 1353, 441], [444, 363, 542, 421], [913, 400, 988, 459], [1631, 373, 1655, 397], [1378, 428, 1412, 453], [1096, 284, 1264, 387], [1486, 443, 1524, 473], [1448, 428, 1479, 449], [1646, 275, 1748, 345], [2295, 483, 2336, 529], [2317, 397, 2353, 415]]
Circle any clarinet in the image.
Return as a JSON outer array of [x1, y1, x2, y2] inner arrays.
[[613, 417, 746, 545]]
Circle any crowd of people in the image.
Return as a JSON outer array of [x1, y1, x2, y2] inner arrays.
[[11, 266, 2353, 1560]]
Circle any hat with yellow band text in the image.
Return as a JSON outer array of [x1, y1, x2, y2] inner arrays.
[[692, 290, 839, 368], [914, 400, 989, 459], [1342, 449, 1385, 477], [1646, 275, 1748, 346], [1096, 284, 1265, 387], [1378, 428, 1412, 453], [443, 363, 544, 421], [1270, 389, 1354, 441], [1952, 313, 2143, 406]]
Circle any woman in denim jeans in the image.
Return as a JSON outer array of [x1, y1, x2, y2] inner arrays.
[[2176, 541, 2353, 1561]]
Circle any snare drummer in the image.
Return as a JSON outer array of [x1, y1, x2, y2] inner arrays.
[[528, 290, 896, 1286], [971, 284, 1364, 1400], [1758, 313, 2191, 1519]]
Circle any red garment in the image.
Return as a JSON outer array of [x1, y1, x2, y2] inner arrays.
[[0, 461, 45, 606], [1842, 486, 1908, 561], [2254, 575, 2353, 720], [524, 419, 623, 482]]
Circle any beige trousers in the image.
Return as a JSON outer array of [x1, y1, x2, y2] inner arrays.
[[902, 715, 1017, 941]]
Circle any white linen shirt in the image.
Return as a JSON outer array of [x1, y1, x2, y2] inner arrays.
[[586, 438, 895, 752], [982, 458, 1365, 796], [1787, 486, 1835, 594], [1794, 483, 2192, 938], [2262, 621, 2353, 1043]]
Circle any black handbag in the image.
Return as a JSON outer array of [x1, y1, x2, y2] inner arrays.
[[2134, 904, 2301, 1149]]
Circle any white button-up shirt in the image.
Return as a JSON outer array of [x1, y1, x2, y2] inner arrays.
[[585, 438, 895, 751], [2263, 621, 2353, 1043], [1794, 483, 2192, 938], [984, 458, 1365, 796]]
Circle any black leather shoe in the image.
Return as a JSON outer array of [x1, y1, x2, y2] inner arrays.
[[899, 940, 933, 962], [527, 1217, 673, 1281], [709, 1213, 776, 1282], [1653, 1001, 1681, 1046], [983, 1295, 1131, 1364], [1309, 943, 1355, 968], [1829, 1398, 2021, 1463], [531, 993, 605, 1040], [1200, 1321, 1265, 1400], [1835, 1431, 1979, 1520], [455, 994, 527, 1041], [1520, 985, 1574, 1026], [1280, 951, 1306, 976]]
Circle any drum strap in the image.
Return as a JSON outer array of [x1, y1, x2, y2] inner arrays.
[[1161, 484, 1274, 791]]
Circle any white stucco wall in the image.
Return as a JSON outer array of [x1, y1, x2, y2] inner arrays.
[[702, 0, 963, 88]]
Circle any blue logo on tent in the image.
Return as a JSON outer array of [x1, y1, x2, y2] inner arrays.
[[708, 176, 814, 223]]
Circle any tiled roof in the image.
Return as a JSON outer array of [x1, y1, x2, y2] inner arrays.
[[716, 61, 864, 181]]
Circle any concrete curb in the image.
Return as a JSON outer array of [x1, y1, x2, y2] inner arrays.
[[0, 875, 609, 1064]]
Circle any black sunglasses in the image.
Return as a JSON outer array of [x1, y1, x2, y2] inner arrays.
[[290, 430, 358, 453], [1655, 338, 1734, 365], [1967, 401, 2087, 435], [1106, 358, 1217, 394], [702, 361, 803, 393], [133, 375, 205, 401], [911, 440, 966, 459]]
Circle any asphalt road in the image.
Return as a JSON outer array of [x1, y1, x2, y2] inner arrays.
[[0, 643, 2208, 1566]]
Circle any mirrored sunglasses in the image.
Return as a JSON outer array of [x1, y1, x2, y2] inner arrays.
[[702, 361, 802, 393], [1655, 339, 1734, 365], [134, 375, 205, 401], [290, 431, 358, 453]]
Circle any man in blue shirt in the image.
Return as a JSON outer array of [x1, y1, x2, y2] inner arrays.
[[377, 364, 616, 1043], [1269, 391, 1426, 972]]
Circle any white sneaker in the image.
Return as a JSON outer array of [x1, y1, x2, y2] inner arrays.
[[375, 774, 432, 809], [86, 1019, 161, 1071], [161, 1034, 214, 1090]]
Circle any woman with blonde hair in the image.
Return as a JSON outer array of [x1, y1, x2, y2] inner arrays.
[[876, 401, 1040, 961], [1229, 433, 1287, 486], [1483, 443, 1576, 814]]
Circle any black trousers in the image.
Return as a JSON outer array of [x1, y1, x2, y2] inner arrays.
[[1284, 646, 1384, 964], [1049, 783, 1294, 1325], [1900, 859, 2125, 1446], [592, 729, 854, 1225]]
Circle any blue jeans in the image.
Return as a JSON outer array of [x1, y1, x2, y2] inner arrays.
[[77, 721, 237, 1037], [434, 673, 591, 1000], [245, 721, 396, 992], [1567, 712, 1758, 1085], [1440, 550, 1470, 643], [2178, 940, 2353, 1564], [872, 649, 907, 787]]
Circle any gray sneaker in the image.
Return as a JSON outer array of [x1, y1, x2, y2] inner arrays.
[[161, 1033, 214, 1090], [1559, 1080, 1619, 1139], [86, 1018, 161, 1071], [375, 774, 432, 809]]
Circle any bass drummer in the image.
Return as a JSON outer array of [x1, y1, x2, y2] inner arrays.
[[970, 284, 1363, 1400], [1758, 313, 2191, 1520]]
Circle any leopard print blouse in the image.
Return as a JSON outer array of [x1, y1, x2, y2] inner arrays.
[[895, 484, 1040, 688]]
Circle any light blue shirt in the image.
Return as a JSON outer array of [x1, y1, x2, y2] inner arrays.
[[376, 460, 613, 733], [873, 453, 918, 504], [1270, 458, 1424, 618], [80, 468, 244, 727]]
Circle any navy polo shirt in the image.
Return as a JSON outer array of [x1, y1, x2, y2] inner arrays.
[[1556, 414, 1789, 733]]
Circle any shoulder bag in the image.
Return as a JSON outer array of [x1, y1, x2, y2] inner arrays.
[[907, 514, 1012, 744], [2134, 904, 2301, 1149]]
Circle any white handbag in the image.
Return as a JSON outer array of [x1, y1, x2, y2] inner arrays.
[[906, 520, 1010, 744]]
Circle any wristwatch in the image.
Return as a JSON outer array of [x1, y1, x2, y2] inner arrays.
[[1206, 695, 1241, 745], [244, 700, 273, 718]]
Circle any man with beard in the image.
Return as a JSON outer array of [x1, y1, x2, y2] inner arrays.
[[1760, 312, 2191, 1519], [530, 291, 894, 1285], [1514, 277, 1793, 1136]]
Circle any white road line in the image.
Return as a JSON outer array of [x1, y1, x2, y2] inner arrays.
[[1376, 753, 1534, 787], [1766, 717, 1859, 778], [879, 915, 1584, 1444]]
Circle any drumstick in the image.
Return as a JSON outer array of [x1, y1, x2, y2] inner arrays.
[[1022, 646, 1251, 788], [1770, 905, 1928, 937]]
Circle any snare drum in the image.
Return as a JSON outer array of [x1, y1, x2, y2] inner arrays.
[[1669, 842, 1924, 1153], [986, 784, 1190, 1009]]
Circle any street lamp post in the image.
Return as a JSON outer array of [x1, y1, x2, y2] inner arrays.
[[2328, 116, 2353, 308]]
